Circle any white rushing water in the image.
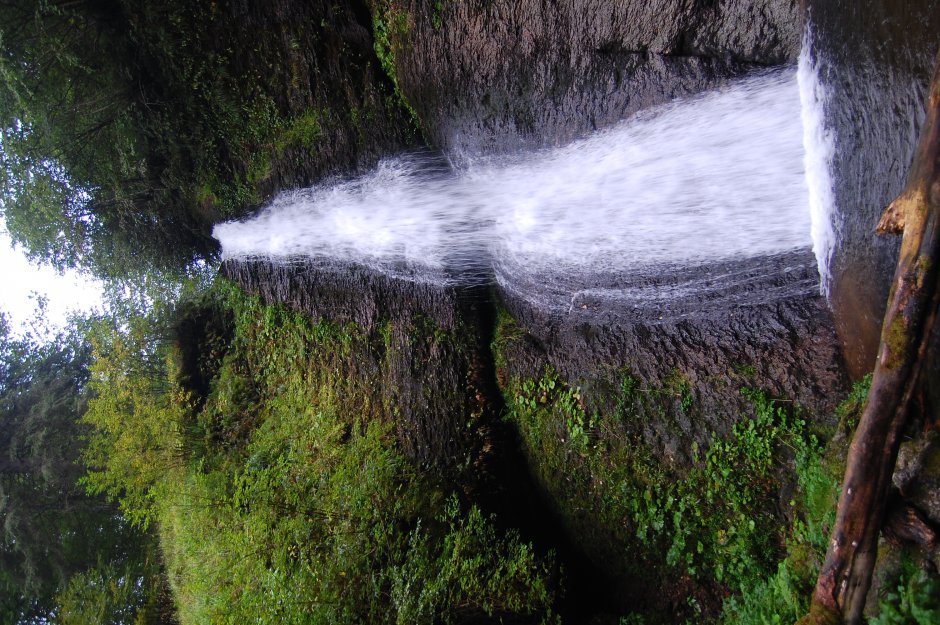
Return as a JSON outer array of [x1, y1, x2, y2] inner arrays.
[[216, 44, 835, 296], [798, 28, 838, 295]]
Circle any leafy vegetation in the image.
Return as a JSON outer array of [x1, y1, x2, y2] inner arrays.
[[371, 0, 422, 129], [714, 377, 885, 625], [82, 281, 558, 624], [0, 311, 170, 624], [492, 311, 882, 623], [505, 365, 817, 589], [869, 559, 940, 625]]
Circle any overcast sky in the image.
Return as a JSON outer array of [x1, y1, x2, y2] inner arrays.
[[0, 225, 103, 334]]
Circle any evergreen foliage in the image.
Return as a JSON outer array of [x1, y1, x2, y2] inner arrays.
[[0, 311, 168, 624], [0, 1, 344, 280]]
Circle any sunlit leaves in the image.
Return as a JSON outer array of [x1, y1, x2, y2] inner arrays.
[[81, 314, 189, 529]]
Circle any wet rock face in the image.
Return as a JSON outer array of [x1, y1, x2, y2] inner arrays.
[[220, 259, 466, 332], [807, 0, 940, 377], [220, 259, 493, 476], [386, 0, 801, 156], [220, 0, 418, 206], [894, 431, 940, 528], [220, 252, 850, 620], [495, 250, 850, 462]]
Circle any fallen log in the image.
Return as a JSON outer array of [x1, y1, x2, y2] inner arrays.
[[799, 47, 940, 625]]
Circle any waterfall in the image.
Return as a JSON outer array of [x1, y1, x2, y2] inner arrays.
[[215, 37, 835, 302], [798, 27, 838, 295]]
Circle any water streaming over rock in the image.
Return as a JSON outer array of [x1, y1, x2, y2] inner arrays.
[[215, 39, 834, 308], [799, 27, 838, 295]]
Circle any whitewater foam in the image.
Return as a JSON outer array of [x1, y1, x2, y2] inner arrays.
[[216, 40, 835, 301], [798, 27, 838, 295]]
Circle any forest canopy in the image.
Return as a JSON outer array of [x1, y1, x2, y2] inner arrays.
[[0, 0, 413, 281], [0, 0, 310, 280]]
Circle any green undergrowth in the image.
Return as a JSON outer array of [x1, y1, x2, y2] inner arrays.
[[83, 281, 558, 624], [869, 552, 940, 625], [493, 311, 871, 623], [505, 367, 817, 590], [720, 375, 871, 625]]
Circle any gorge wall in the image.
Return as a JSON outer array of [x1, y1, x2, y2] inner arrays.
[[808, 0, 940, 377], [387, 0, 801, 156], [216, 0, 940, 620]]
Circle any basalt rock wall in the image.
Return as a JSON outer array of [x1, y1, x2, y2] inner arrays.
[[383, 0, 802, 156], [219, 259, 493, 477], [494, 251, 848, 464], [220, 250, 852, 620], [807, 0, 940, 377], [193, 0, 419, 214], [234, 0, 940, 386]]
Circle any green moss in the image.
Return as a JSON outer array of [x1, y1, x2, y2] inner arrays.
[[275, 109, 321, 154], [835, 374, 872, 436], [663, 369, 693, 412], [378, 320, 394, 351], [372, 1, 410, 79], [199, 105, 327, 215], [408, 313, 451, 350], [722, 377, 877, 625], [194, 182, 218, 207], [371, 1, 422, 130], [733, 363, 757, 379], [500, 358, 817, 599], [885, 316, 911, 370], [431, 0, 444, 30], [916, 255, 933, 276], [489, 308, 527, 398]]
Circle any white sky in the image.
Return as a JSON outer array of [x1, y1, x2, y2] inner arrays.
[[0, 225, 103, 334]]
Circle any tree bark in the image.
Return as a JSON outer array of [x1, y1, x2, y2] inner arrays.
[[800, 48, 940, 625]]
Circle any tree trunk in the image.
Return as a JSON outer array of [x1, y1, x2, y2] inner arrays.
[[800, 48, 940, 625]]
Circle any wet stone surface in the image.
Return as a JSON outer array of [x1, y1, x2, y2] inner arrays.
[[220, 258, 492, 477], [390, 0, 801, 157], [223, 249, 850, 468], [495, 249, 850, 463], [807, 0, 940, 376]]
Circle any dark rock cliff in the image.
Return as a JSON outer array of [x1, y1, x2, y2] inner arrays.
[[495, 250, 847, 463], [208, 0, 420, 205], [807, 0, 940, 377], [385, 0, 801, 156], [219, 259, 493, 476]]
